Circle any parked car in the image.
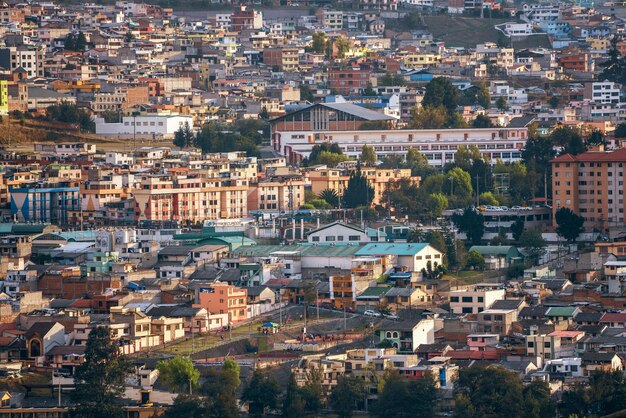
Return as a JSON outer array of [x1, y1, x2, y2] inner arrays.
[[364, 310, 381, 317], [384, 313, 400, 320]]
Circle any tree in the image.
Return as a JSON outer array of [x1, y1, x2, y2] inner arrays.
[[422, 260, 446, 280], [46, 101, 95, 132], [587, 129, 605, 146], [311, 32, 327, 54], [319, 189, 340, 208], [454, 366, 524, 418], [519, 229, 546, 264], [359, 120, 391, 130], [496, 96, 508, 111], [76, 32, 87, 51], [555, 207, 585, 243], [446, 167, 474, 207], [64, 33, 76, 50], [615, 123, 626, 138], [334, 36, 351, 59], [523, 381, 555, 418], [476, 82, 491, 108], [422, 77, 459, 114], [360, 144, 377, 165], [451, 208, 484, 246], [300, 366, 323, 414], [559, 371, 626, 417], [160, 395, 210, 418], [156, 355, 200, 395], [200, 358, 240, 418], [307, 142, 345, 166], [242, 369, 279, 416], [410, 105, 449, 129], [174, 125, 188, 149], [472, 114, 493, 128], [374, 371, 437, 418], [465, 250, 485, 270], [479, 192, 499, 206], [511, 218, 525, 242], [259, 107, 270, 120], [342, 163, 374, 208], [379, 72, 406, 87], [522, 137, 556, 199], [406, 148, 438, 179], [548, 95, 561, 109], [300, 84, 315, 102], [282, 373, 305, 418], [599, 37, 626, 84], [69, 327, 134, 418], [124, 31, 133, 43], [329, 375, 366, 418]]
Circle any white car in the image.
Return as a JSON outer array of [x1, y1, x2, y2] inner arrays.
[[384, 313, 400, 320], [364, 310, 381, 317]]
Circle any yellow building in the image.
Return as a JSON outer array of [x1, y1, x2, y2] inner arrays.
[[0, 80, 7, 115], [307, 167, 420, 206]]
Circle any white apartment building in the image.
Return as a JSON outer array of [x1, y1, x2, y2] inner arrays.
[[585, 81, 622, 105], [273, 127, 528, 165], [0, 46, 45, 78], [105, 152, 135, 166], [95, 114, 194, 139], [449, 286, 506, 314]]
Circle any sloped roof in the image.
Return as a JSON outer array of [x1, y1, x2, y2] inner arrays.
[[468, 246, 521, 256], [356, 243, 430, 256], [546, 306, 578, 317]]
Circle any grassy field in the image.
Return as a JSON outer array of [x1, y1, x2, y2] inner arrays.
[[422, 15, 510, 48], [444, 269, 503, 287]]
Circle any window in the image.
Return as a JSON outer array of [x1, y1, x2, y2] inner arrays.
[[348, 235, 360, 241], [527, 341, 534, 348], [325, 236, 336, 241], [462, 307, 473, 313], [450, 296, 459, 302], [544, 342, 551, 348], [312, 236, 320, 242], [477, 297, 484, 303], [462, 296, 472, 303]]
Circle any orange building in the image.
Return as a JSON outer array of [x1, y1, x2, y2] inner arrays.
[[551, 148, 626, 233], [194, 282, 247, 323]]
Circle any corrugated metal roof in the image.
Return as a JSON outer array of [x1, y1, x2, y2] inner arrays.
[[356, 243, 429, 256]]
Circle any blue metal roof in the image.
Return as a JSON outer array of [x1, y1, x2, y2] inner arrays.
[[355, 243, 429, 256]]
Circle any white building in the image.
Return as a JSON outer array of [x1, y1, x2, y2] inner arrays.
[[273, 126, 528, 165], [449, 285, 506, 314], [585, 81, 622, 105], [105, 152, 135, 165], [306, 222, 380, 244], [499, 22, 533, 37], [94, 114, 194, 140]]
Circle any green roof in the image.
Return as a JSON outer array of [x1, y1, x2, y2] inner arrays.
[[357, 286, 391, 299], [468, 246, 521, 256], [232, 244, 362, 258], [546, 307, 578, 317]]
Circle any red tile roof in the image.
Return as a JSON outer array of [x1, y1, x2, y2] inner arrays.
[[551, 148, 626, 163], [600, 312, 626, 323]]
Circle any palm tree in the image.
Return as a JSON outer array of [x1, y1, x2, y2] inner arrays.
[[319, 189, 340, 208]]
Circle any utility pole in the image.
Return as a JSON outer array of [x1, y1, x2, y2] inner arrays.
[[316, 288, 319, 322], [476, 175, 480, 206]]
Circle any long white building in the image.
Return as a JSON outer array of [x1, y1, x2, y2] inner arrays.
[[95, 114, 193, 140]]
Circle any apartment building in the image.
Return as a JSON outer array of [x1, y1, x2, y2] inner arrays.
[[327, 68, 373, 95], [449, 286, 506, 314], [551, 148, 626, 233], [247, 176, 305, 213], [262, 47, 300, 72], [94, 113, 194, 140], [330, 258, 384, 309], [194, 282, 248, 323], [584, 81, 622, 105], [0, 46, 45, 78], [132, 175, 249, 223], [10, 181, 81, 224], [307, 167, 420, 206]]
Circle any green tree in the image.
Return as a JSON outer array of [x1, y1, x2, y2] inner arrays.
[[422, 77, 459, 114], [124, 31, 133, 43], [479, 191, 499, 205], [342, 163, 374, 208], [374, 371, 437, 418], [330, 375, 366, 418], [451, 208, 484, 246], [476, 82, 491, 108], [548, 95, 561, 109], [259, 107, 270, 120], [496, 96, 508, 111], [379, 72, 406, 87], [519, 229, 546, 264], [334, 36, 351, 59], [319, 188, 340, 208], [465, 250, 485, 270], [300, 85, 315, 102], [406, 148, 438, 179], [64, 33, 76, 50], [160, 395, 209, 418], [511, 218, 525, 242], [555, 207, 585, 243], [76, 32, 87, 50], [587, 129, 605, 146], [615, 123, 626, 138], [360, 144, 377, 165], [69, 327, 134, 418], [156, 355, 200, 394], [410, 105, 449, 129], [446, 167, 474, 207], [46, 101, 95, 132], [454, 366, 524, 418], [359, 120, 391, 130], [200, 358, 240, 418], [472, 114, 493, 128], [300, 366, 323, 414], [282, 373, 305, 418], [522, 137, 556, 199], [523, 381, 555, 418], [311, 32, 327, 54], [422, 260, 446, 280], [242, 369, 279, 416], [599, 37, 626, 84], [307, 142, 344, 166]]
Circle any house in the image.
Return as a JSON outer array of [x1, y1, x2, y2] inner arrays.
[[246, 286, 275, 304], [542, 358, 583, 378], [477, 309, 517, 335], [581, 352, 623, 375], [355, 286, 390, 313], [25, 322, 65, 360], [355, 243, 444, 274], [545, 306, 581, 324], [449, 285, 506, 315], [378, 318, 435, 353], [599, 312, 626, 328], [193, 282, 247, 323], [383, 287, 430, 312], [306, 222, 386, 244], [467, 246, 524, 270]]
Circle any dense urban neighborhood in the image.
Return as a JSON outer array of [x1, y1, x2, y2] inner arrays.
[[0, 0, 626, 417]]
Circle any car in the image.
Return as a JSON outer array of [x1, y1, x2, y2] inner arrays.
[[384, 313, 400, 320], [364, 310, 381, 317]]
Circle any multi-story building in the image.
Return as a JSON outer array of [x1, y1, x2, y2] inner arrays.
[[94, 113, 194, 140], [10, 181, 81, 224], [584, 81, 622, 105], [247, 176, 305, 213], [330, 257, 384, 309], [262, 47, 300, 72], [272, 104, 528, 164], [0, 46, 45, 78], [551, 148, 626, 233], [132, 174, 249, 223], [307, 167, 420, 206], [194, 282, 248, 323], [449, 285, 506, 314], [327, 68, 373, 95]]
